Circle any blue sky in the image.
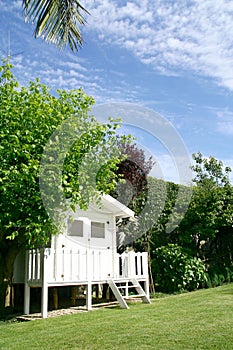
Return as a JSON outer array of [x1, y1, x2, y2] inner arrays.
[[1, 0, 233, 184]]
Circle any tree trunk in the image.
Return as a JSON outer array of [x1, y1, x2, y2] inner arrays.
[[147, 232, 155, 294], [5, 285, 11, 308], [0, 253, 7, 315], [0, 245, 20, 315], [148, 249, 155, 294]]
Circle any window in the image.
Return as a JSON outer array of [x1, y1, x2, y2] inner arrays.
[[68, 219, 83, 237], [91, 222, 105, 238]]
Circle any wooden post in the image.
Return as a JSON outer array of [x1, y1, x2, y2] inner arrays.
[[95, 284, 99, 301], [41, 249, 49, 318], [86, 245, 92, 311], [144, 279, 150, 299], [71, 287, 76, 307], [86, 282, 92, 310], [53, 288, 58, 310], [41, 284, 48, 318], [24, 284, 30, 314], [145, 252, 151, 298], [24, 251, 30, 314]]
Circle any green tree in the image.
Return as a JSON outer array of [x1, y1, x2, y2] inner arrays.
[[179, 153, 233, 265], [133, 177, 191, 253], [0, 62, 128, 313], [22, 0, 89, 51], [192, 151, 231, 187]]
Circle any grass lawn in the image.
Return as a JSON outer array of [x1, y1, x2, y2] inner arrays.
[[0, 284, 232, 350]]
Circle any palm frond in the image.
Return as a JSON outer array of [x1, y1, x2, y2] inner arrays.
[[22, 0, 89, 51]]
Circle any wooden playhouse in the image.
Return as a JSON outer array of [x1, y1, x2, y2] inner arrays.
[[13, 194, 150, 318]]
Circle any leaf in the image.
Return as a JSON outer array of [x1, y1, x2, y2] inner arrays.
[[22, 0, 89, 51]]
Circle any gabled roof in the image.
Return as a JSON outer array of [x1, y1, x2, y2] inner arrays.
[[89, 194, 134, 219]]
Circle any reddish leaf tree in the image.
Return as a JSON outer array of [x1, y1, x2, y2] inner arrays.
[[114, 140, 155, 211]]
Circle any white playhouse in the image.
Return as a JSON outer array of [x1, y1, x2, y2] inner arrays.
[[13, 194, 150, 318]]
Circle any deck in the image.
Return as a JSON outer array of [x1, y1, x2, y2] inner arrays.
[[22, 248, 150, 318]]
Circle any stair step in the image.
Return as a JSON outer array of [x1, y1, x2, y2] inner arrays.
[[116, 285, 139, 289], [107, 279, 129, 309], [108, 278, 151, 307], [124, 294, 146, 298], [115, 283, 141, 287]]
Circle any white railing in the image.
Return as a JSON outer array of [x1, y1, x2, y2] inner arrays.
[[116, 251, 148, 279], [26, 248, 148, 284]]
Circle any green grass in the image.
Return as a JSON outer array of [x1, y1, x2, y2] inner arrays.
[[0, 284, 233, 350]]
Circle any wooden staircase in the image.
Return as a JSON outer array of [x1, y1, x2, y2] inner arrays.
[[107, 278, 151, 309]]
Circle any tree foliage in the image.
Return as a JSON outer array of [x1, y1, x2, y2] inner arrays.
[[113, 141, 155, 210], [192, 152, 231, 187], [0, 62, 129, 311], [126, 152, 233, 293], [150, 153, 233, 291], [179, 153, 233, 257]]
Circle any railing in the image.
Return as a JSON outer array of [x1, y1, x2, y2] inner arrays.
[[26, 248, 148, 285], [117, 251, 148, 279]]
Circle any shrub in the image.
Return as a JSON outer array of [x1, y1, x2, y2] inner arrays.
[[152, 244, 208, 293], [207, 265, 233, 288]]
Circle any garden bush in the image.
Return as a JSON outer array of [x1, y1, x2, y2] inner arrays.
[[152, 244, 208, 293]]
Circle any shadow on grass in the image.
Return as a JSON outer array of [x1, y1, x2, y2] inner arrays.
[[0, 307, 23, 323], [217, 289, 233, 295]]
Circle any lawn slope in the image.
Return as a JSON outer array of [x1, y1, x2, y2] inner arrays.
[[0, 284, 232, 350]]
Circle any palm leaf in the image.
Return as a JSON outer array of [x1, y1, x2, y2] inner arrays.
[[22, 0, 89, 51]]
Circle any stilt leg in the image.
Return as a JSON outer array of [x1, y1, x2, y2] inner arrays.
[[53, 287, 58, 310], [86, 282, 92, 311], [41, 285, 48, 318], [71, 287, 77, 307], [24, 284, 30, 315]]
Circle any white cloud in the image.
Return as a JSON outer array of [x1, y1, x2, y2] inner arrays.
[[83, 0, 233, 90], [0, 1, 21, 11], [216, 109, 233, 135], [62, 61, 87, 72], [217, 121, 233, 135]]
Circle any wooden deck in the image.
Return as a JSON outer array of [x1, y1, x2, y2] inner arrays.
[[21, 248, 150, 318]]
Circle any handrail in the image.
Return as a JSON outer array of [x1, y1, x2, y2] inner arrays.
[[26, 248, 148, 283]]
